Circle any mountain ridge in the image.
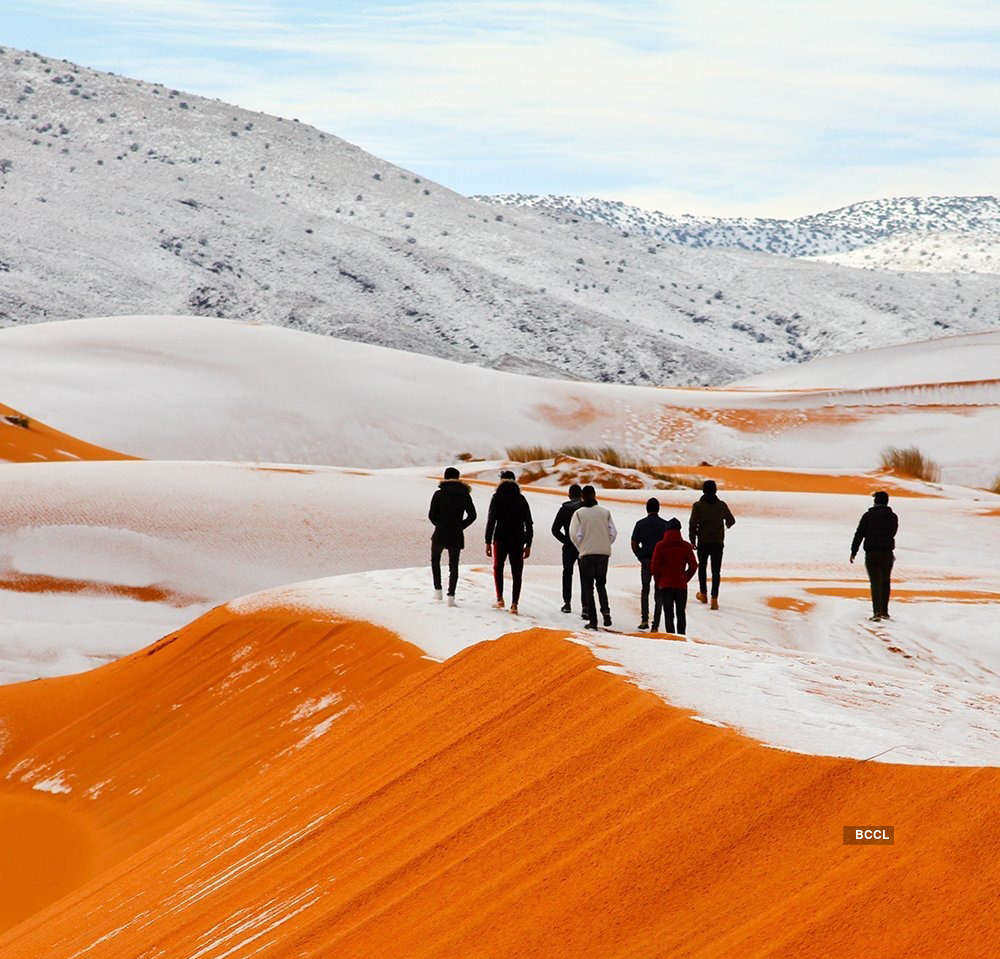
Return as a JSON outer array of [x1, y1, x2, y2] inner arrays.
[[3, 44, 1000, 386], [478, 193, 1000, 273]]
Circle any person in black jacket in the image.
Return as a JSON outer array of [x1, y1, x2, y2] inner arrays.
[[689, 479, 736, 610], [631, 497, 668, 630], [551, 484, 584, 614], [851, 490, 899, 621], [486, 470, 533, 614], [428, 467, 477, 606]]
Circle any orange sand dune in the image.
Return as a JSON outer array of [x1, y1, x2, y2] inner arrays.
[[0, 570, 204, 607], [664, 464, 937, 497], [0, 402, 134, 462], [1, 608, 998, 957]]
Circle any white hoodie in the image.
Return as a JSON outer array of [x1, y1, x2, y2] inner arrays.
[[569, 504, 618, 557]]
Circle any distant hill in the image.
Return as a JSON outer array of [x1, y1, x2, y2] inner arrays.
[[3, 44, 1000, 386], [480, 194, 1000, 273]]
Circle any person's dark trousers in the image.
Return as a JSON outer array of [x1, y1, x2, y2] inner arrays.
[[659, 587, 688, 634], [431, 540, 461, 596], [562, 543, 582, 607], [640, 559, 662, 626], [493, 540, 525, 604], [697, 542, 725, 598], [864, 549, 895, 617], [579, 554, 610, 626]]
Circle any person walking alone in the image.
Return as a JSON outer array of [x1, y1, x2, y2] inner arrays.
[[689, 479, 735, 610], [650, 518, 698, 635], [569, 485, 617, 630], [631, 497, 668, 630], [428, 467, 477, 606], [551, 484, 585, 614], [486, 470, 533, 614], [851, 490, 899, 622]]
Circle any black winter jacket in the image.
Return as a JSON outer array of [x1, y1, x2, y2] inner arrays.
[[486, 480, 534, 547], [551, 497, 584, 550], [689, 495, 736, 547], [631, 514, 669, 561], [851, 504, 898, 556], [428, 480, 477, 549]]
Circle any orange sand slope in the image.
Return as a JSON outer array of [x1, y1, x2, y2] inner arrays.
[[2, 607, 999, 958], [0, 402, 134, 462], [664, 464, 938, 497]]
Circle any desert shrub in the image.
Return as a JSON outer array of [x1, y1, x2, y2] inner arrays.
[[506, 445, 554, 462], [879, 446, 941, 483], [3, 415, 30, 428], [516, 467, 548, 485], [505, 445, 705, 489]]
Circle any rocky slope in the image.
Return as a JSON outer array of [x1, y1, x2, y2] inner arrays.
[[3, 45, 1000, 385]]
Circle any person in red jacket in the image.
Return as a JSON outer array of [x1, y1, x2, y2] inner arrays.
[[650, 517, 698, 635]]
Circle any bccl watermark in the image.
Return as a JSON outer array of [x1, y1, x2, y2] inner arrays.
[[843, 826, 894, 845]]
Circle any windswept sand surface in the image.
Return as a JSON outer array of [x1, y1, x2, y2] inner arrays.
[[2, 317, 999, 486], [1, 402, 132, 463], [2, 603, 999, 958], [3, 321, 999, 955]]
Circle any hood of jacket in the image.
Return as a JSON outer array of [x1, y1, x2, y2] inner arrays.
[[438, 479, 471, 493], [659, 528, 683, 545], [494, 479, 522, 500]]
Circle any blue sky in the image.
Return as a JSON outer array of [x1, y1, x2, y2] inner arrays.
[[5, 0, 999, 216]]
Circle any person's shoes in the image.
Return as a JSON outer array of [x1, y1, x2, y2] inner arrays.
[[561, 603, 572, 613], [581, 611, 591, 621], [710, 597, 719, 610], [696, 592, 707, 604], [602, 612, 613, 628], [584, 622, 599, 631], [881, 613, 891, 621], [869, 614, 881, 622], [510, 604, 519, 615], [493, 599, 506, 609], [433, 589, 443, 601], [637, 622, 649, 631], [447, 595, 457, 607]]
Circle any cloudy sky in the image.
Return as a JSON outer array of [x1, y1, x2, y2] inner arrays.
[[6, 0, 999, 216]]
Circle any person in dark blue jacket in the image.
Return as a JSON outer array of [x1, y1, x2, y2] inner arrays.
[[631, 498, 668, 630]]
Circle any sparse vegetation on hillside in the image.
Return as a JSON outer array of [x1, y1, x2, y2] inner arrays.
[[879, 445, 941, 483]]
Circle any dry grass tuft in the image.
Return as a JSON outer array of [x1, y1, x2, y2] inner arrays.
[[879, 446, 941, 483], [505, 445, 705, 490]]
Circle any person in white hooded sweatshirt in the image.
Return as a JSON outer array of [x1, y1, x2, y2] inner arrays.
[[569, 485, 618, 629]]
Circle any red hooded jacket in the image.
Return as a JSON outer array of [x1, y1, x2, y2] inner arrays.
[[650, 528, 698, 590]]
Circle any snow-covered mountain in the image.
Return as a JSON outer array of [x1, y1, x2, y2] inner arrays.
[[3, 45, 1000, 387], [481, 193, 1000, 273]]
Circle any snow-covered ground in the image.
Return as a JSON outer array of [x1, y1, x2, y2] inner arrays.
[[4, 446, 999, 766], [483, 192, 1000, 271], [3, 46, 1000, 386], [3, 316, 998, 486], [230, 548, 1000, 767], [736, 329, 1000, 389]]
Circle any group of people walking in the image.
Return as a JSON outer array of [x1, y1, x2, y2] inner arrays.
[[430, 466, 901, 630], [428, 468, 737, 633]]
